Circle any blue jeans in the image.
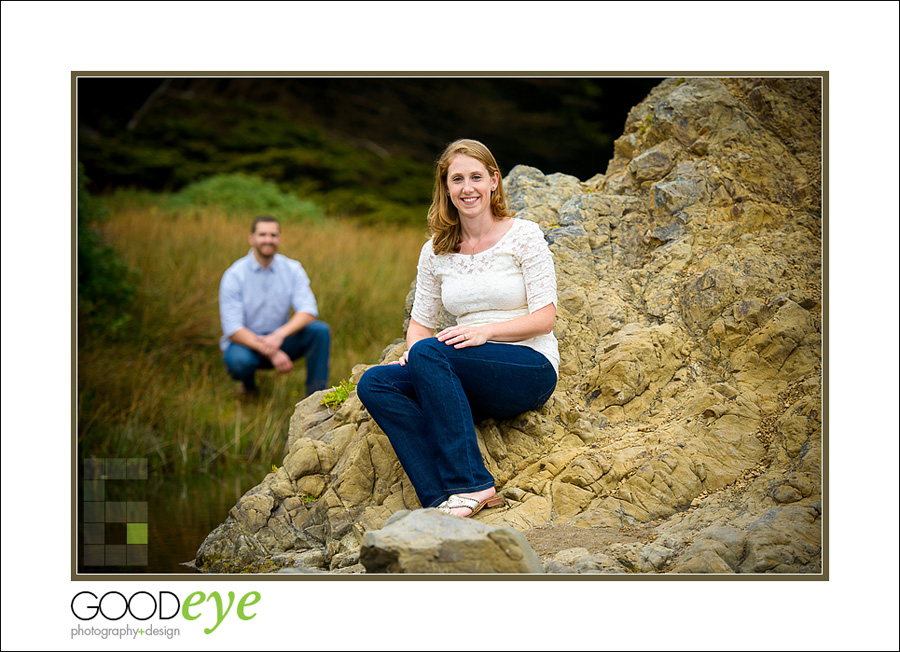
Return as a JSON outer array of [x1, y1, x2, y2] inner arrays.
[[356, 337, 557, 508], [223, 320, 331, 395]]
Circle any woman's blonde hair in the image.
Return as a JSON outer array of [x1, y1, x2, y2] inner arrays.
[[427, 139, 514, 255]]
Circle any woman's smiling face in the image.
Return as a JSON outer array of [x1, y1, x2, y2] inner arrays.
[[446, 154, 499, 221]]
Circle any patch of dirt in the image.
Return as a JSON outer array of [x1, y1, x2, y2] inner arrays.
[[523, 523, 657, 558]]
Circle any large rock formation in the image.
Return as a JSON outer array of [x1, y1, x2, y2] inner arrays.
[[193, 77, 823, 574]]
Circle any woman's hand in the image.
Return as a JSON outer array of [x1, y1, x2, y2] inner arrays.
[[391, 318, 434, 364], [436, 324, 489, 349], [435, 305, 556, 350], [391, 350, 410, 366]]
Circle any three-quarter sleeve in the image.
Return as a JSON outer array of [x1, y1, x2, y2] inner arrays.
[[517, 221, 558, 313], [409, 240, 442, 328]]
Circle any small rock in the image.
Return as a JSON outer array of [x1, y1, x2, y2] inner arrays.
[[773, 485, 803, 504]]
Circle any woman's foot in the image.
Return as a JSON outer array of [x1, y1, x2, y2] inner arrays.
[[437, 487, 500, 518]]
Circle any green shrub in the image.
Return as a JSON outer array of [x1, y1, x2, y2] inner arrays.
[[165, 173, 324, 220]]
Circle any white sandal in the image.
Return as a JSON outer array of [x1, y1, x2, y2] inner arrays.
[[436, 493, 503, 517]]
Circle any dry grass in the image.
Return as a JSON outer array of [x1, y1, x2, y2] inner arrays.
[[78, 204, 427, 474]]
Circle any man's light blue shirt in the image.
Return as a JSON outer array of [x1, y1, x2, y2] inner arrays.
[[219, 250, 319, 351]]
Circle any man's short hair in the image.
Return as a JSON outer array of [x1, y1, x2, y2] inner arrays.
[[251, 215, 280, 233]]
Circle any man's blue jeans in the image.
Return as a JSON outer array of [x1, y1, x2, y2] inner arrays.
[[357, 337, 557, 508], [223, 320, 331, 395]]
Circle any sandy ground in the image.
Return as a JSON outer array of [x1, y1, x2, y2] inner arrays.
[[523, 522, 657, 559]]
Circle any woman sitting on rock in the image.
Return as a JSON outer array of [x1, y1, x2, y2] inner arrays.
[[357, 139, 559, 517]]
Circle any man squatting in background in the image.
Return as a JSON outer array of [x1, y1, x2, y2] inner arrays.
[[219, 215, 331, 397]]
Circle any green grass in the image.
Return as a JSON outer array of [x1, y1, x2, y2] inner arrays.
[[78, 198, 427, 476]]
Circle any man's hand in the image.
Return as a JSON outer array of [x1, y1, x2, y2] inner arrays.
[[257, 332, 285, 357], [269, 349, 293, 373]]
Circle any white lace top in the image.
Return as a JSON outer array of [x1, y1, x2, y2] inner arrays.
[[411, 218, 560, 375]]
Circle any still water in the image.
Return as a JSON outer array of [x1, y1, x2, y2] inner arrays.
[[79, 469, 265, 575]]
